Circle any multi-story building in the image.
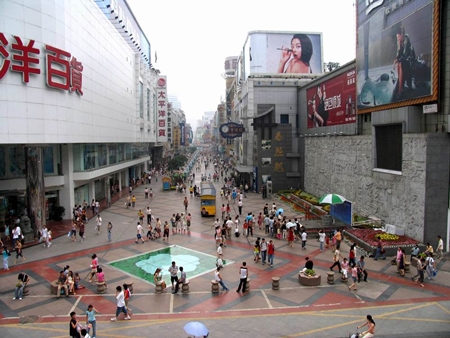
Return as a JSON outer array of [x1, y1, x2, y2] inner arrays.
[[0, 0, 164, 237], [230, 1, 450, 248]]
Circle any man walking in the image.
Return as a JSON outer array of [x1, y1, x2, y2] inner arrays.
[[268, 240, 275, 266], [436, 235, 444, 259], [238, 199, 243, 216], [215, 266, 229, 291], [236, 262, 248, 293], [168, 261, 179, 291], [110, 285, 131, 321], [260, 238, 267, 265]]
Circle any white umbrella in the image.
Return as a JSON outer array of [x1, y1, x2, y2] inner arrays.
[[318, 194, 346, 205], [184, 321, 209, 337], [286, 222, 297, 229]]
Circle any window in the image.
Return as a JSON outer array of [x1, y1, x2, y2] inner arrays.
[[280, 114, 289, 124], [43, 146, 54, 174], [139, 81, 144, 118], [109, 144, 117, 165], [147, 88, 150, 121], [375, 124, 402, 171]]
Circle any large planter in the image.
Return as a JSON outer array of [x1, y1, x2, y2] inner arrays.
[[343, 231, 425, 257], [298, 272, 321, 286]]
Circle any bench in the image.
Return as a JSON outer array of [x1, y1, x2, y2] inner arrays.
[[96, 282, 106, 294], [271, 277, 280, 290], [155, 282, 163, 294], [211, 280, 219, 293], [182, 280, 190, 294], [50, 279, 73, 296], [244, 278, 251, 292], [404, 261, 411, 273], [327, 271, 335, 284]]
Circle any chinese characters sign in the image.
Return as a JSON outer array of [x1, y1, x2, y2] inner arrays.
[[156, 76, 168, 143], [306, 68, 356, 128], [0, 33, 84, 95]]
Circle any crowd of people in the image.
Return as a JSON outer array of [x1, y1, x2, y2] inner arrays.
[[0, 150, 447, 338]]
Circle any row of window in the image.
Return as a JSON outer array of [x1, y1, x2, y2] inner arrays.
[[0, 146, 58, 179], [0, 144, 151, 178], [73, 143, 149, 172]]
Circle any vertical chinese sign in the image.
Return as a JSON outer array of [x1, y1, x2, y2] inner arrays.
[[156, 76, 168, 143]]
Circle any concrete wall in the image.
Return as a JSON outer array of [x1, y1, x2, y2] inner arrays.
[[304, 134, 433, 242]]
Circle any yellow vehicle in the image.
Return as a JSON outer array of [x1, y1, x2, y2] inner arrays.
[[200, 181, 216, 217]]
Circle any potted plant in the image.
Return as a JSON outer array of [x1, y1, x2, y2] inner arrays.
[[304, 269, 316, 277]]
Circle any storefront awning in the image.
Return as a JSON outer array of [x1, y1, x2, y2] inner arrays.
[[235, 165, 253, 173]]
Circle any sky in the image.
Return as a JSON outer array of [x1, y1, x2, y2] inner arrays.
[[126, 0, 357, 128]]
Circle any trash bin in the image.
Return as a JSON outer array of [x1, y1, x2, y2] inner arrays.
[[163, 182, 170, 191]]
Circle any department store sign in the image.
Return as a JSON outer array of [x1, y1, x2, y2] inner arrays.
[[157, 76, 168, 143], [0, 33, 84, 95]]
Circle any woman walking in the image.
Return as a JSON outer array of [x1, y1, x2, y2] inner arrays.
[[85, 304, 99, 338], [14, 241, 25, 264], [348, 264, 358, 291], [96, 214, 102, 235]]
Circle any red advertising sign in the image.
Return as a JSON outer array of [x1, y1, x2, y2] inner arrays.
[[306, 69, 356, 129], [0, 32, 84, 95]]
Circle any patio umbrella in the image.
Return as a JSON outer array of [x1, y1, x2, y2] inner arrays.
[[318, 194, 346, 205], [183, 321, 209, 337]]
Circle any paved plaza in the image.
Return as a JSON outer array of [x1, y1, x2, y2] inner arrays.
[[1, 173, 450, 338]]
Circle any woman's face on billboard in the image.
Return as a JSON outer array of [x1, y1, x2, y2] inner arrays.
[[290, 38, 302, 60]]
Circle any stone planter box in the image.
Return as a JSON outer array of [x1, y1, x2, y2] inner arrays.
[[343, 231, 425, 257], [298, 272, 321, 286]]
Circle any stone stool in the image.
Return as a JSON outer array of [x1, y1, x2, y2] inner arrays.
[[404, 261, 411, 273], [96, 282, 106, 294], [182, 280, 190, 294], [22, 284, 30, 297], [155, 282, 163, 294], [340, 274, 348, 283], [272, 277, 280, 290], [211, 280, 219, 293], [244, 278, 251, 292], [327, 271, 335, 284]]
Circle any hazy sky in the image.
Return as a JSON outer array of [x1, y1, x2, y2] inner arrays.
[[127, 0, 356, 126]]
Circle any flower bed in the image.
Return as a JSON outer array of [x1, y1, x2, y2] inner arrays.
[[345, 228, 422, 257], [346, 228, 418, 246]]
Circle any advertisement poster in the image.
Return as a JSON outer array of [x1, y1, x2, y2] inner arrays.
[[179, 122, 185, 146], [244, 31, 323, 77], [356, 0, 437, 113], [156, 76, 168, 143], [306, 69, 357, 128]]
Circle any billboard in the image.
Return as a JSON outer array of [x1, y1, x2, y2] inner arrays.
[[356, 0, 439, 113], [156, 76, 168, 143], [244, 31, 323, 77], [306, 69, 357, 128]]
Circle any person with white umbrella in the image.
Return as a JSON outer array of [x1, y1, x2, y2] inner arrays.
[[183, 321, 209, 337]]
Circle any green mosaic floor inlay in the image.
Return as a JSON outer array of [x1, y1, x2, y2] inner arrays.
[[109, 245, 221, 285]]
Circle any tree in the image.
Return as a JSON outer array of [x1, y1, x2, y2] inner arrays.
[[168, 155, 188, 171]]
